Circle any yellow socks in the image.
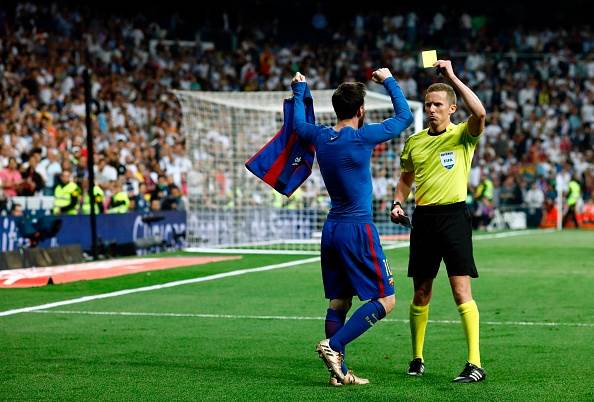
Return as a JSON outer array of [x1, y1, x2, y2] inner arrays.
[[457, 300, 481, 367], [410, 300, 481, 367], [409, 303, 429, 361]]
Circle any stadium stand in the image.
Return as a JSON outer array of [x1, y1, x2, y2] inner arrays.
[[0, 1, 592, 231]]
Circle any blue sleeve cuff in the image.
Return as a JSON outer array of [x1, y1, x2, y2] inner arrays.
[[382, 76, 397, 87], [291, 81, 307, 95]]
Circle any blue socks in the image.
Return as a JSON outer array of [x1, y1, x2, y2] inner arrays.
[[325, 308, 348, 374], [329, 300, 386, 355], [325, 308, 347, 339]]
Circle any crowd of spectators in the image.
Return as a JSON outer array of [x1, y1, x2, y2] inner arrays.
[[0, 2, 593, 227]]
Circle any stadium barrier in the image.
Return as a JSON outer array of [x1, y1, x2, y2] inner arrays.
[[0, 211, 186, 253], [0, 250, 24, 270], [0, 245, 83, 270], [22, 245, 84, 268]]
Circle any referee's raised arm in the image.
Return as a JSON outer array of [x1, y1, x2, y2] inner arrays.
[[433, 60, 486, 136]]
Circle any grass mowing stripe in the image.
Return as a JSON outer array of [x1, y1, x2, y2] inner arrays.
[[30, 309, 594, 328], [189, 230, 555, 254], [0, 230, 554, 317], [382, 228, 554, 251], [0, 257, 320, 317]]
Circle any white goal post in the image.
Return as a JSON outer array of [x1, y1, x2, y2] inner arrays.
[[173, 88, 423, 253]]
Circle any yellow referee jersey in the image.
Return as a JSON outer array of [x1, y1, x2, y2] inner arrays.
[[400, 121, 480, 206]]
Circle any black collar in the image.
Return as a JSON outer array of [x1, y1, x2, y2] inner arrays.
[[428, 128, 447, 136]]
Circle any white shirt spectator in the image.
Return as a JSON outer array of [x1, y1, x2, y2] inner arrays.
[[70, 99, 86, 118], [126, 103, 146, 126], [556, 170, 571, 193], [484, 120, 503, 143], [38, 153, 62, 188], [581, 100, 594, 123], [400, 77, 418, 99], [460, 13, 471, 30], [372, 176, 389, 200], [110, 105, 126, 128], [518, 87, 536, 106], [469, 166, 481, 188], [96, 163, 118, 184], [401, 55, 417, 75], [61, 75, 74, 96], [132, 28, 144, 47], [406, 12, 418, 30], [500, 105, 517, 130], [39, 85, 52, 104], [524, 186, 545, 209], [175, 153, 192, 176], [432, 13, 445, 32], [119, 145, 132, 164], [465, 53, 485, 71], [586, 60, 594, 78]]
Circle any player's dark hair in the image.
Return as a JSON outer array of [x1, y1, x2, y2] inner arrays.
[[426, 83, 457, 105], [332, 82, 366, 120]]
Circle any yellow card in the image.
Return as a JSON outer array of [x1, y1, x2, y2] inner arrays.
[[421, 50, 437, 68]]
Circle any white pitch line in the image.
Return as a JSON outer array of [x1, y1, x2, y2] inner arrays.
[[381, 241, 409, 251], [188, 248, 320, 256], [30, 310, 594, 328], [472, 228, 556, 241], [0, 257, 320, 317]]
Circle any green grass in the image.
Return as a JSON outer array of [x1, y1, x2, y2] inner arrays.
[[0, 253, 308, 311], [1, 230, 593, 401]]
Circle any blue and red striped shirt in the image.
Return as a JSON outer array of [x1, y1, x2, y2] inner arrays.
[[245, 85, 315, 196]]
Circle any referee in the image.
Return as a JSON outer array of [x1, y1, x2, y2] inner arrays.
[[390, 59, 487, 383]]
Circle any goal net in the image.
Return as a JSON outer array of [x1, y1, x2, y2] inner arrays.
[[174, 89, 423, 254]]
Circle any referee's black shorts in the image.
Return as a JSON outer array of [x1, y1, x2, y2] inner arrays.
[[408, 201, 478, 278]]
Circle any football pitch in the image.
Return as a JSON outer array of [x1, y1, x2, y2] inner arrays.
[[1, 230, 593, 401]]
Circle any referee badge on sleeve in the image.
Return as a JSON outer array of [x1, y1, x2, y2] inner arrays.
[[440, 151, 455, 170]]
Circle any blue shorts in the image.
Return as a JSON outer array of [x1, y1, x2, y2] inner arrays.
[[321, 220, 395, 301]]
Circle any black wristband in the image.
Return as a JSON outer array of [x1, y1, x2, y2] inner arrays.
[[391, 200, 402, 210]]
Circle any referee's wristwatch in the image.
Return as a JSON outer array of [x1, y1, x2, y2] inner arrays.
[[391, 200, 403, 210]]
